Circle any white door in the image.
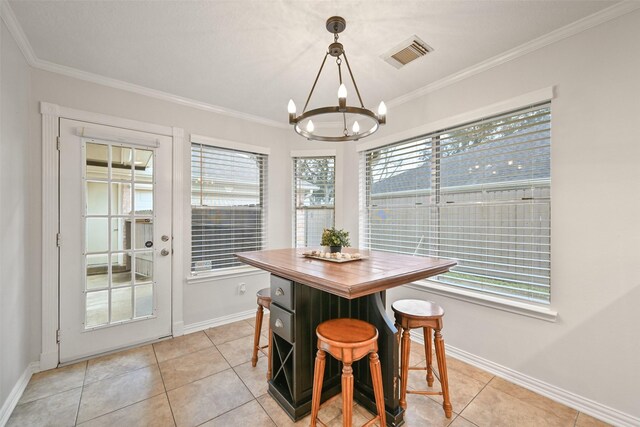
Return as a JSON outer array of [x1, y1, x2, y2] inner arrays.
[[59, 119, 172, 363]]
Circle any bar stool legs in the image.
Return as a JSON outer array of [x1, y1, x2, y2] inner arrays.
[[310, 350, 326, 425], [310, 318, 387, 427], [393, 299, 453, 419], [341, 363, 354, 425], [252, 288, 272, 380], [369, 353, 387, 426], [434, 329, 452, 417], [251, 303, 264, 367]]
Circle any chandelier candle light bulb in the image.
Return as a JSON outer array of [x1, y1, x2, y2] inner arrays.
[[288, 99, 297, 123], [287, 16, 387, 142], [378, 101, 387, 125], [338, 83, 347, 111]]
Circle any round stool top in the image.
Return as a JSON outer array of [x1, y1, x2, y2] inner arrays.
[[392, 299, 444, 319], [256, 287, 271, 299], [257, 288, 271, 308], [317, 318, 378, 347]]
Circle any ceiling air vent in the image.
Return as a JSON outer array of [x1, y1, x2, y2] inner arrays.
[[383, 36, 433, 69]]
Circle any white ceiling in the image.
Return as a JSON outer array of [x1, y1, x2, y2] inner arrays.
[[8, 0, 618, 125]]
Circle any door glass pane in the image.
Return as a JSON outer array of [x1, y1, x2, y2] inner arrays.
[[134, 149, 153, 183], [86, 254, 109, 290], [111, 252, 132, 287], [112, 182, 132, 216], [83, 140, 157, 330], [135, 284, 153, 318], [86, 290, 109, 327], [86, 143, 109, 180], [86, 218, 108, 253], [134, 219, 153, 250], [111, 287, 132, 322], [111, 218, 131, 251], [111, 146, 132, 181], [134, 251, 153, 283], [134, 183, 153, 215], [86, 181, 109, 215]]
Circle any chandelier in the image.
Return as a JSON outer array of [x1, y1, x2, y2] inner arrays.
[[288, 16, 387, 142]]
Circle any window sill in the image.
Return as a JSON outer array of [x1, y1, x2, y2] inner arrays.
[[187, 266, 267, 285], [406, 280, 558, 322]]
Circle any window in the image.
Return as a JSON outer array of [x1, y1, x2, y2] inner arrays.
[[293, 156, 336, 248], [361, 103, 551, 303], [191, 143, 267, 272]]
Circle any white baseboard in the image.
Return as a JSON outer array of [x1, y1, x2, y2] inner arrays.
[[0, 362, 39, 427], [39, 350, 57, 371], [409, 336, 639, 427], [183, 309, 257, 335], [172, 321, 185, 337]]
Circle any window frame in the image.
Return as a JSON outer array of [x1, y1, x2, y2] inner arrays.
[[357, 90, 557, 320], [188, 135, 270, 279], [291, 153, 337, 248]]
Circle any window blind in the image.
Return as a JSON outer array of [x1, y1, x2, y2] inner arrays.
[[361, 103, 551, 303], [293, 156, 336, 248], [191, 144, 267, 272]]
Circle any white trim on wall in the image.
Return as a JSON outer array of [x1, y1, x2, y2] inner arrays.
[[409, 335, 640, 427], [190, 134, 271, 155], [182, 309, 257, 335], [3, 1, 637, 133], [172, 127, 185, 337], [0, 362, 40, 426], [386, 2, 640, 108], [356, 86, 555, 152], [290, 149, 337, 158], [39, 101, 183, 368], [40, 102, 59, 371]]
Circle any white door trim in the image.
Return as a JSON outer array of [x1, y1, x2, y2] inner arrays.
[[40, 102, 185, 369]]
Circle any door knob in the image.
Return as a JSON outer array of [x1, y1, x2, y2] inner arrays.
[[161, 235, 170, 242], [160, 249, 170, 256]]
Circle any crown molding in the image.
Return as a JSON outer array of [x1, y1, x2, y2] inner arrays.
[[4, 0, 639, 129], [0, 0, 287, 130], [387, 1, 640, 108], [33, 58, 288, 129], [0, 0, 37, 64]]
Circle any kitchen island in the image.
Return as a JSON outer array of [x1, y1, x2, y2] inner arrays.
[[236, 248, 456, 426]]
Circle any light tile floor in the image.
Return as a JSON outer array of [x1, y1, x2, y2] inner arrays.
[[8, 315, 611, 427]]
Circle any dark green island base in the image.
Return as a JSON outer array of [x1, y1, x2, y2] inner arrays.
[[268, 275, 405, 426]]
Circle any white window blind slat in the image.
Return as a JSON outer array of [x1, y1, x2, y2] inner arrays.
[[191, 143, 267, 272], [361, 103, 551, 303], [292, 157, 335, 248]]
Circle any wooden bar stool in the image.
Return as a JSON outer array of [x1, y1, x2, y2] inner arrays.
[[392, 299, 452, 418], [252, 287, 272, 380], [310, 318, 386, 427]]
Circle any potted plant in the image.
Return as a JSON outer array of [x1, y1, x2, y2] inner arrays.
[[321, 227, 351, 253]]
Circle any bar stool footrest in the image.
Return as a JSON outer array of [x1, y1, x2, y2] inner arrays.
[[407, 390, 444, 396]]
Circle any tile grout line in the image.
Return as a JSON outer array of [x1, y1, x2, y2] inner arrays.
[[153, 341, 178, 427], [74, 362, 89, 426], [255, 392, 281, 427]]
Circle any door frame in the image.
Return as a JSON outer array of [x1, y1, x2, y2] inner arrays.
[[40, 102, 185, 370]]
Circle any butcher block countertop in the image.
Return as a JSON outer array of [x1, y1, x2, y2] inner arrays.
[[235, 248, 457, 299]]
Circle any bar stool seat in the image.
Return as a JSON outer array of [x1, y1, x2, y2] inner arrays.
[[252, 287, 272, 379], [310, 318, 386, 427], [392, 299, 452, 418]]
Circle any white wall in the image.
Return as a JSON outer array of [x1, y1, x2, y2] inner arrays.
[[0, 18, 33, 411], [344, 10, 640, 419], [28, 68, 294, 336]]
